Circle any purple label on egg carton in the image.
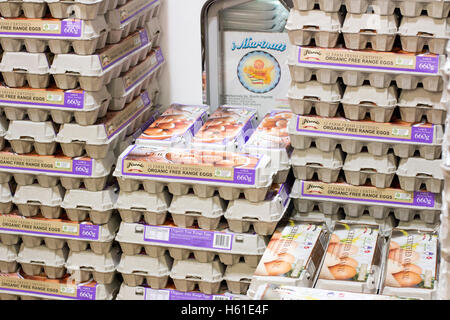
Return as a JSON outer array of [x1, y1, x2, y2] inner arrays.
[[61, 20, 82, 37], [63, 91, 85, 109], [78, 224, 100, 240], [76, 285, 97, 300], [413, 192, 435, 208], [411, 126, 434, 144], [144, 288, 233, 300], [72, 159, 93, 176]]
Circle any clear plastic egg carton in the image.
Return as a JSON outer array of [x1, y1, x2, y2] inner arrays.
[[17, 243, 67, 278], [114, 144, 276, 202], [397, 157, 443, 193], [291, 180, 442, 226], [0, 15, 109, 55], [0, 86, 111, 126], [292, 0, 450, 18], [117, 252, 172, 288], [0, 242, 18, 273], [288, 81, 342, 117], [285, 9, 343, 48], [289, 46, 445, 92], [0, 149, 115, 192], [115, 221, 268, 267], [342, 14, 398, 52], [224, 182, 292, 236], [289, 115, 443, 160], [12, 184, 64, 218], [0, 211, 120, 254], [398, 87, 446, 124], [50, 25, 153, 91], [105, 0, 160, 44], [65, 246, 120, 284], [223, 262, 254, 295], [0, 52, 50, 89], [107, 47, 164, 111], [61, 186, 118, 224]]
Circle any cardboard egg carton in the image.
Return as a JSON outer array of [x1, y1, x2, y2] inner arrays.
[[0, 148, 115, 192], [117, 252, 172, 288], [108, 47, 164, 111], [247, 220, 329, 298], [61, 186, 118, 224], [115, 221, 268, 267], [0, 182, 13, 214], [339, 211, 396, 236], [291, 210, 344, 229], [114, 145, 276, 202], [223, 262, 254, 295], [291, 180, 442, 226], [341, 85, 398, 123], [0, 15, 109, 55], [65, 247, 120, 284], [0, 52, 50, 89], [224, 182, 292, 236], [0, 212, 120, 254], [17, 243, 67, 279], [50, 25, 153, 91], [0, 86, 111, 126], [343, 152, 397, 189], [289, 115, 443, 160], [398, 87, 446, 124], [291, 147, 343, 183], [399, 16, 450, 54], [289, 46, 445, 92], [285, 9, 343, 48], [0, 242, 18, 273], [288, 81, 342, 117], [0, 117, 7, 151], [148, 16, 161, 47], [397, 157, 443, 193], [6, 120, 57, 155], [105, 0, 160, 44], [13, 183, 64, 219]]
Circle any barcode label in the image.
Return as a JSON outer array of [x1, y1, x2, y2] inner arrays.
[[145, 226, 170, 241], [145, 288, 170, 300], [213, 233, 232, 249], [213, 295, 232, 300]]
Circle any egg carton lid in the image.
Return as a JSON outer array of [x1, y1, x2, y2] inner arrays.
[[398, 87, 445, 109], [115, 189, 171, 213], [343, 152, 397, 173], [43, 0, 103, 3], [0, 52, 49, 74], [169, 193, 225, 219], [291, 147, 344, 169], [147, 16, 161, 38], [105, 0, 160, 29], [397, 157, 443, 179], [0, 15, 109, 40], [0, 117, 8, 137], [288, 81, 342, 103], [66, 247, 120, 273], [17, 243, 67, 268], [61, 185, 118, 211], [399, 15, 450, 38], [396, 217, 439, 232], [285, 9, 343, 32], [338, 212, 396, 236], [341, 85, 398, 107], [223, 262, 254, 283], [116, 252, 172, 276], [13, 184, 64, 207], [0, 243, 18, 263], [5, 120, 56, 143], [0, 182, 13, 203], [115, 221, 268, 256], [170, 258, 224, 282], [342, 13, 398, 34], [291, 210, 341, 229]]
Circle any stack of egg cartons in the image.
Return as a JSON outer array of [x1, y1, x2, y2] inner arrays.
[[0, 0, 164, 300], [280, 0, 447, 299], [113, 104, 294, 300]]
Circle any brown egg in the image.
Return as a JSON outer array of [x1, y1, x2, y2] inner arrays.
[[388, 248, 420, 265], [262, 119, 277, 128], [274, 112, 293, 120], [393, 271, 422, 287], [328, 264, 357, 280], [157, 122, 176, 130], [339, 257, 358, 269], [215, 160, 234, 167], [389, 241, 400, 251], [144, 128, 164, 136], [330, 234, 340, 244], [277, 253, 295, 264], [275, 119, 288, 128], [402, 263, 422, 275], [327, 243, 359, 258], [264, 260, 292, 276]]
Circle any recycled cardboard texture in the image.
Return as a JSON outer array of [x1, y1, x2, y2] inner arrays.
[[0, 243, 18, 273], [17, 244, 67, 279], [397, 157, 443, 193], [339, 211, 396, 237], [13, 184, 64, 219], [397, 88, 446, 125], [0, 182, 13, 214], [6, 120, 57, 156], [0, 52, 50, 89], [223, 262, 255, 295]]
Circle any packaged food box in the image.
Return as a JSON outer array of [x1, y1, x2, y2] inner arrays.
[[17, 243, 67, 279], [0, 182, 13, 214], [224, 182, 292, 236], [117, 252, 172, 288], [397, 157, 443, 193], [115, 220, 268, 267], [61, 186, 118, 225], [315, 222, 384, 294], [108, 47, 164, 111], [0, 148, 115, 192], [114, 145, 276, 202], [290, 147, 343, 183], [105, 0, 160, 44], [0, 85, 111, 126], [0, 242, 18, 273], [13, 183, 64, 219], [0, 212, 120, 254], [65, 246, 120, 284], [289, 46, 445, 92], [397, 87, 446, 125], [0, 15, 109, 55], [0, 269, 118, 300], [191, 106, 257, 152], [343, 152, 397, 189], [288, 115, 443, 160], [115, 189, 171, 225], [285, 10, 343, 48], [6, 120, 57, 155], [247, 220, 328, 298], [340, 211, 397, 237], [381, 228, 438, 299], [291, 180, 442, 225], [0, 52, 50, 89], [223, 262, 254, 295], [50, 25, 153, 91], [136, 104, 209, 148], [288, 81, 342, 117], [242, 109, 293, 184]]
